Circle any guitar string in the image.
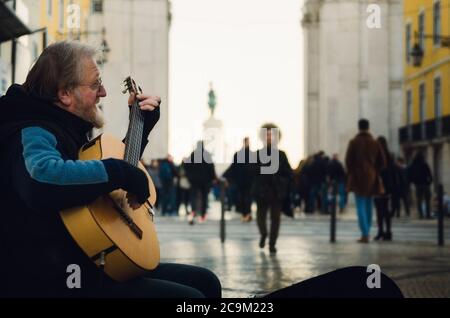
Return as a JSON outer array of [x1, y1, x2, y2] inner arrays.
[[123, 102, 142, 209], [126, 101, 143, 166], [129, 104, 144, 166], [123, 85, 145, 208], [129, 93, 144, 166]]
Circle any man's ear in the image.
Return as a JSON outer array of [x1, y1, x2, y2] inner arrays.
[[57, 88, 73, 108]]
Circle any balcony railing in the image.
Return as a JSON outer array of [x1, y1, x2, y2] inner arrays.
[[399, 115, 450, 144]]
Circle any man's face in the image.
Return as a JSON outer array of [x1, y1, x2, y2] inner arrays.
[[72, 58, 107, 128]]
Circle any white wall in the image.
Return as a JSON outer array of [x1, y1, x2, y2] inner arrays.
[[98, 0, 170, 162], [303, 0, 404, 160]]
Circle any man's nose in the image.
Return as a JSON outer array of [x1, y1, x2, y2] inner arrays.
[[98, 85, 107, 97]]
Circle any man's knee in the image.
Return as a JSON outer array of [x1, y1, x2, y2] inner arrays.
[[196, 267, 222, 298]]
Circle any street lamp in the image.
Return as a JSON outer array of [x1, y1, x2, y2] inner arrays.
[[410, 31, 450, 67], [55, 27, 111, 64], [97, 27, 110, 65], [410, 43, 424, 67]]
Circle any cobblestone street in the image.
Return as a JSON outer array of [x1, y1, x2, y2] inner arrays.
[[156, 202, 450, 298]]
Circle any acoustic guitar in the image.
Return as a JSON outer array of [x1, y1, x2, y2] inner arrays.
[[60, 76, 160, 282]]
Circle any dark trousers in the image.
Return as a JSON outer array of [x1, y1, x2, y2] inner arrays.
[[190, 185, 209, 217], [415, 184, 431, 218], [256, 198, 282, 248], [177, 187, 190, 214], [161, 181, 176, 215], [236, 186, 252, 216], [3, 263, 222, 298], [392, 193, 410, 217], [374, 196, 392, 235], [101, 263, 221, 298]]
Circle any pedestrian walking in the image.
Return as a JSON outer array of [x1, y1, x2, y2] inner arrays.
[[345, 119, 386, 243]]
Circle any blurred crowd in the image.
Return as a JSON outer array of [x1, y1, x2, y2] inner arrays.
[[145, 120, 449, 246]]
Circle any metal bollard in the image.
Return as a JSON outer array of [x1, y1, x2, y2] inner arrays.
[[220, 180, 226, 243], [330, 181, 337, 243], [437, 184, 444, 246]]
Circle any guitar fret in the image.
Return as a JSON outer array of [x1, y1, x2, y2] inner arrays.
[[124, 101, 145, 166]]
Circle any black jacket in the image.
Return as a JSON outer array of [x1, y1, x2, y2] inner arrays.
[[327, 159, 346, 183], [251, 146, 292, 202], [223, 146, 256, 189], [0, 85, 159, 297], [409, 158, 433, 186], [184, 144, 216, 189]]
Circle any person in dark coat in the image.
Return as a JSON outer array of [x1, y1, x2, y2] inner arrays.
[[327, 154, 347, 212], [146, 159, 163, 209], [184, 141, 217, 224], [409, 152, 433, 219], [159, 154, 178, 216], [299, 156, 314, 213], [345, 119, 386, 243], [373, 136, 396, 241], [392, 157, 411, 218], [307, 152, 327, 213], [252, 123, 292, 254], [223, 137, 256, 222]]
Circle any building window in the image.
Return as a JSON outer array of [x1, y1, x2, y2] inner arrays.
[[406, 90, 412, 125], [406, 24, 411, 64], [434, 77, 442, 136], [419, 83, 426, 121], [59, 0, 64, 30], [433, 1, 441, 45], [418, 11, 425, 53], [434, 77, 441, 118], [47, 0, 52, 17], [91, 0, 103, 14], [419, 83, 426, 139], [406, 90, 413, 140]]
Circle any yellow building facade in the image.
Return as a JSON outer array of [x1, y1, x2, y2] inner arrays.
[[39, 0, 99, 45], [401, 0, 450, 191]]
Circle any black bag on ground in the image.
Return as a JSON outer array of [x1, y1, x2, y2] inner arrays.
[[263, 266, 403, 298]]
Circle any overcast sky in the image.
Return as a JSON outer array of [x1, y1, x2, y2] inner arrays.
[[169, 0, 304, 167]]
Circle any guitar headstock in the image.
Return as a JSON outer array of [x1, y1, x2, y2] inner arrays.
[[122, 76, 143, 95]]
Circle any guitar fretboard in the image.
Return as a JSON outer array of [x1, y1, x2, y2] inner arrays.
[[124, 101, 145, 166]]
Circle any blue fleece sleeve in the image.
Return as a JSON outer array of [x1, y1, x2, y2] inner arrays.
[[22, 127, 109, 185], [12, 127, 126, 213]]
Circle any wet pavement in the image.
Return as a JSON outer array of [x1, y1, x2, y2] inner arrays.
[[155, 201, 450, 298]]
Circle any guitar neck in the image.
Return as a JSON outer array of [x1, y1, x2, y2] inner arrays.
[[124, 100, 145, 166]]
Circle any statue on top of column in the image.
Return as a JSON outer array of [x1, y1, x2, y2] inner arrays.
[[208, 82, 216, 117]]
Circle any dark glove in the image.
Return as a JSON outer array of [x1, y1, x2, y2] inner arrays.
[[103, 158, 150, 204]]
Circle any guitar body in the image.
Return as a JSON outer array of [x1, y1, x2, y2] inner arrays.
[[60, 133, 160, 282]]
